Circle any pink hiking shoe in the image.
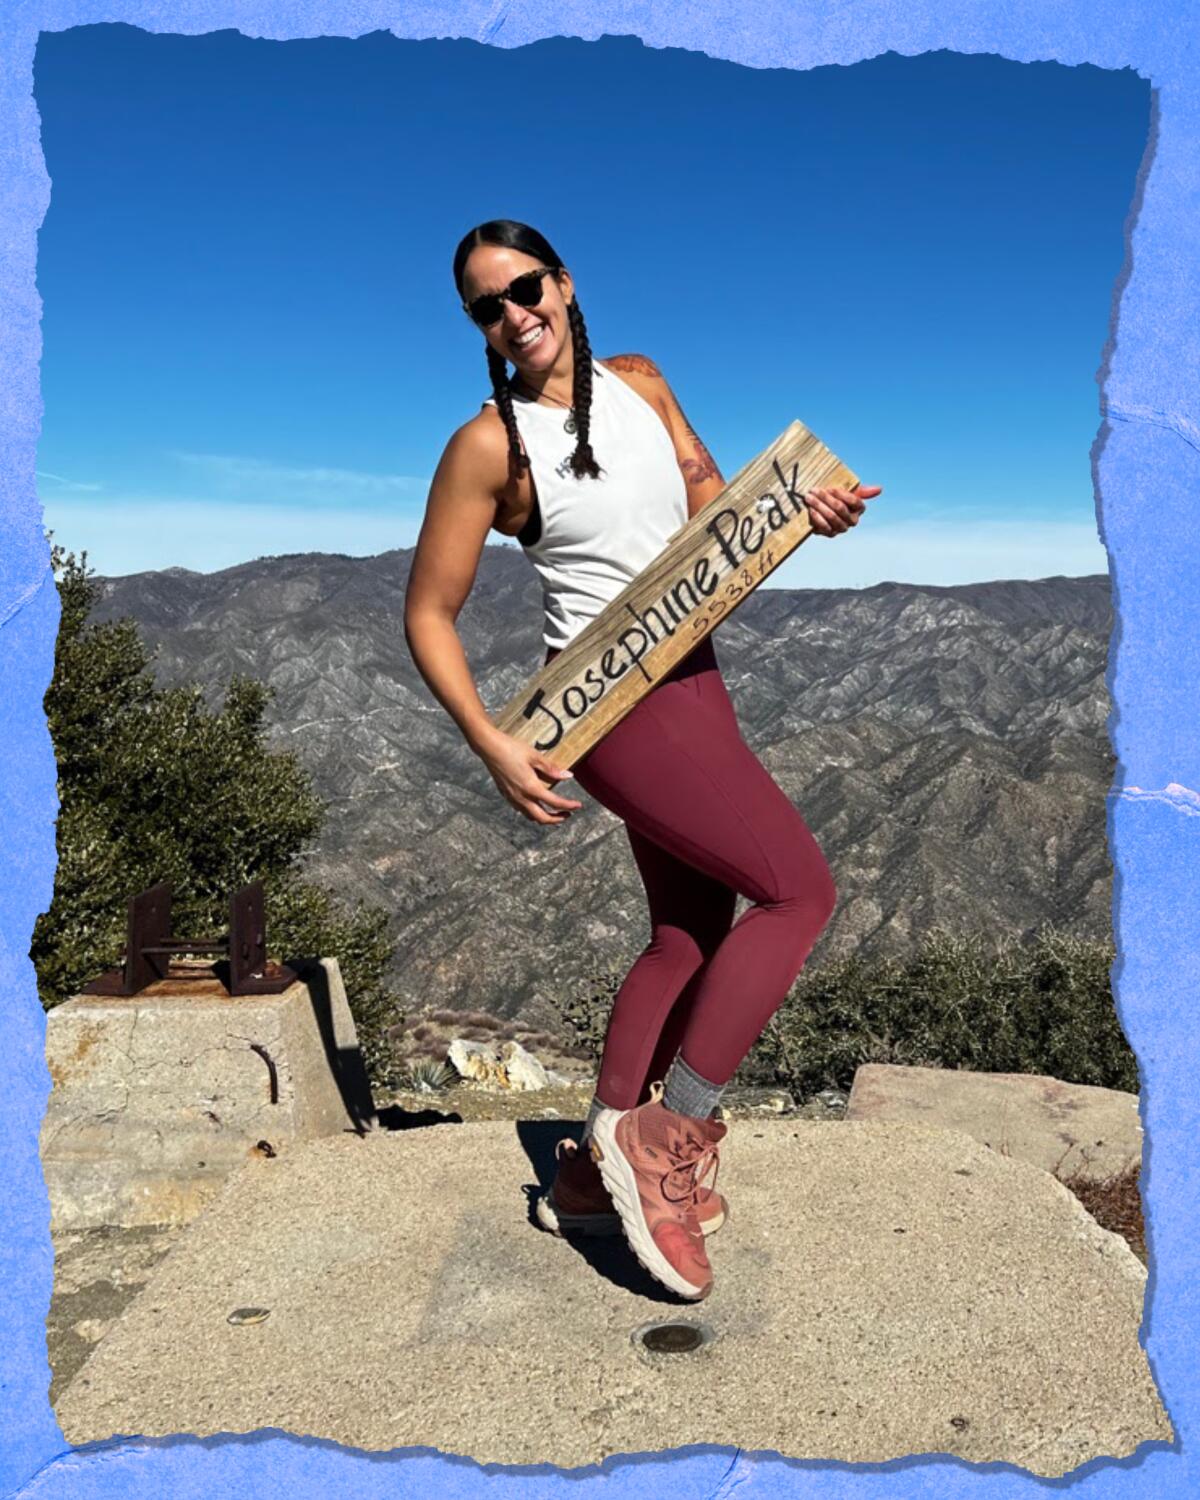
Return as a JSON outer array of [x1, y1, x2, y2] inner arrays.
[[589, 1081, 728, 1300], [536, 1134, 728, 1238]]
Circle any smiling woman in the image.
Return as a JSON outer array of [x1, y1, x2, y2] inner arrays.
[[402, 217, 857, 1304]]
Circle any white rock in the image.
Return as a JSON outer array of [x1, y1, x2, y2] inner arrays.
[[763, 1091, 796, 1114], [499, 1040, 550, 1092], [447, 1037, 567, 1092], [447, 1038, 503, 1084]]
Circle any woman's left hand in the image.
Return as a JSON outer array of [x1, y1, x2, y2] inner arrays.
[[805, 482, 881, 537]]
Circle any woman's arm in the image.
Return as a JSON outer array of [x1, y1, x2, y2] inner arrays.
[[603, 353, 727, 520], [605, 352, 877, 536], [403, 422, 511, 757], [403, 419, 584, 826], [655, 371, 728, 520]]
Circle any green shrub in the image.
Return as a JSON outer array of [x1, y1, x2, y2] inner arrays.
[[404, 1058, 458, 1093], [33, 538, 405, 1090], [562, 969, 622, 1060], [568, 924, 1137, 1101]]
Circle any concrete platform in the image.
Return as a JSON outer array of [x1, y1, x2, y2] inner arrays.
[[54, 1117, 1171, 1476], [846, 1064, 1141, 1182], [40, 956, 374, 1230]]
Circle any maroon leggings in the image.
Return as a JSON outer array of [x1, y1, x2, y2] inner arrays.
[[544, 633, 837, 1109]]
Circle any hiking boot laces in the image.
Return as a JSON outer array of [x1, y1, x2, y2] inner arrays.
[[660, 1134, 721, 1215]]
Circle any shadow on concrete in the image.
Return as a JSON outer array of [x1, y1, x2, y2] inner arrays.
[[285, 955, 379, 1136], [514, 1118, 693, 1306], [373, 1102, 465, 1130], [351, 1101, 680, 1299]]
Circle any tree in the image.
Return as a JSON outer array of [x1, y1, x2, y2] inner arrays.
[[33, 537, 403, 1086]]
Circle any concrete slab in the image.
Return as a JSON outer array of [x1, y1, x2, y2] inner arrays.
[[846, 1064, 1141, 1181], [55, 1117, 1170, 1476], [47, 1224, 183, 1407], [40, 956, 374, 1230]]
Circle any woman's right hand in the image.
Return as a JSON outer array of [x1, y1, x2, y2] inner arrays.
[[474, 728, 584, 825]]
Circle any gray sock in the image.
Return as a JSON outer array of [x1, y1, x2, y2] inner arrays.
[[578, 1094, 608, 1146], [662, 1053, 725, 1120]]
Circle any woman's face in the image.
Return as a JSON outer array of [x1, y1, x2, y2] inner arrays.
[[460, 245, 575, 376]]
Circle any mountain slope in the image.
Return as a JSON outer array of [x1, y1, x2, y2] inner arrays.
[[88, 549, 1115, 1029]]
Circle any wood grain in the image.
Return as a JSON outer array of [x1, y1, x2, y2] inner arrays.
[[490, 418, 860, 766]]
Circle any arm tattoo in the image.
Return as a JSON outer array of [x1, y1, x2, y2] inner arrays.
[[604, 353, 723, 488], [673, 397, 722, 486], [604, 352, 662, 378]]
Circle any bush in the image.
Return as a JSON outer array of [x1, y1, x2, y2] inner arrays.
[[562, 970, 622, 1060], [514, 1029, 556, 1050], [567, 924, 1137, 1101], [34, 539, 406, 1091], [458, 1011, 505, 1032], [752, 924, 1135, 1098]]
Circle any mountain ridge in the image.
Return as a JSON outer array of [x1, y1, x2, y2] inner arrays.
[[86, 546, 1115, 1031]]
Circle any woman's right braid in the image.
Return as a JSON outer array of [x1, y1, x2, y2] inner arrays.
[[486, 343, 530, 477]]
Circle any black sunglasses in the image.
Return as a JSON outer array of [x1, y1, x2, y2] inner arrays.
[[462, 266, 559, 329]]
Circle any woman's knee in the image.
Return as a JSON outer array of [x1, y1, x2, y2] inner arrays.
[[653, 885, 737, 954], [645, 919, 722, 970], [769, 842, 838, 931], [811, 860, 839, 928]]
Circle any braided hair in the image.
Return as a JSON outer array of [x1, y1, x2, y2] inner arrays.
[[453, 220, 603, 482]]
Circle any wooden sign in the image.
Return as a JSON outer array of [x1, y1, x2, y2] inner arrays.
[[490, 418, 860, 767]]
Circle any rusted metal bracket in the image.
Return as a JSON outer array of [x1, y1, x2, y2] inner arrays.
[[80, 880, 298, 997]]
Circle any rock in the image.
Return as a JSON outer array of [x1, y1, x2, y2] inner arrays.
[[761, 1091, 796, 1114], [714, 1086, 799, 1119], [498, 1040, 550, 1091], [447, 1038, 559, 1092], [72, 1318, 111, 1343], [845, 1063, 1140, 1182], [447, 1038, 504, 1085]]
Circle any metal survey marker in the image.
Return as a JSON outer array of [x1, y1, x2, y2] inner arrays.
[[490, 418, 861, 766]]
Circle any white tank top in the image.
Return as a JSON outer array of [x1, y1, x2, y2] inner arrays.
[[483, 358, 689, 651]]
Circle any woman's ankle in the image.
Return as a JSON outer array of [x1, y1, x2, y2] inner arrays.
[[662, 1054, 725, 1120]]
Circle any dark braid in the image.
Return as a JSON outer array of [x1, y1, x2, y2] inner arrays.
[[565, 298, 603, 480], [486, 343, 530, 478]]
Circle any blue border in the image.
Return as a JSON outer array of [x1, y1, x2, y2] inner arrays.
[[2, 4, 1195, 1496]]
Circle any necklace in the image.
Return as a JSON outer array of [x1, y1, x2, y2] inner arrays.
[[511, 373, 578, 435]]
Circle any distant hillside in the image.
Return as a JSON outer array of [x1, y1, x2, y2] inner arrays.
[[89, 547, 1115, 1033]]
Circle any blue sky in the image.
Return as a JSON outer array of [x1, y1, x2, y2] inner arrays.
[[33, 25, 1147, 586]]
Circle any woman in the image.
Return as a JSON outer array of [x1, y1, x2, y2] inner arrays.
[[404, 219, 879, 1301]]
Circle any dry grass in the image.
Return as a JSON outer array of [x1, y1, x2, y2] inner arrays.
[[513, 1029, 557, 1050], [992, 1126, 1147, 1268], [1055, 1157, 1147, 1267], [440, 1010, 506, 1032]]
